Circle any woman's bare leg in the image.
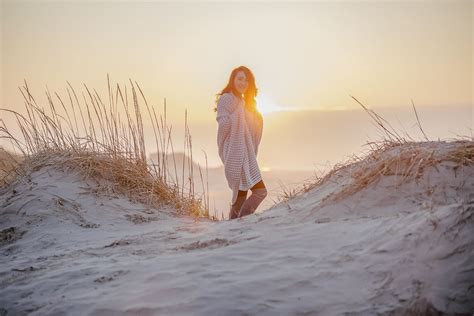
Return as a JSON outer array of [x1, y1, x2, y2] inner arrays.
[[229, 190, 247, 219], [238, 180, 267, 217]]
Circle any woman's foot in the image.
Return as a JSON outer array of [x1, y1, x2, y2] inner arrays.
[[229, 193, 247, 219]]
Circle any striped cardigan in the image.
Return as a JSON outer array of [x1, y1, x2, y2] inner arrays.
[[216, 92, 263, 205]]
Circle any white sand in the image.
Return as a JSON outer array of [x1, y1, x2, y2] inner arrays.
[[0, 141, 473, 315]]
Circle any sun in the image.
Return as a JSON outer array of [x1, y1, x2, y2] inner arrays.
[[255, 94, 283, 116]]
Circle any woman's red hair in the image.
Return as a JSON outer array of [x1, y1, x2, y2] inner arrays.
[[213, 66, 258, 113]]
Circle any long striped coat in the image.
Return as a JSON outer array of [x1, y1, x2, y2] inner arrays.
[[216, 92, 263, 205]]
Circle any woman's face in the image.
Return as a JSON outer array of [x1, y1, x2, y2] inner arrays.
[[233, 71, 248, 95]]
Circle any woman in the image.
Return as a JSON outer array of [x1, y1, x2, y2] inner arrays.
[[214, 66, 268, 219]]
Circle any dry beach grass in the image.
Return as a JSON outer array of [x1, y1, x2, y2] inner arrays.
[[1, 78, 472, 220], [276, 96, 473, 205], [0, 147, 23, 187], [0, 76, 210, 218]]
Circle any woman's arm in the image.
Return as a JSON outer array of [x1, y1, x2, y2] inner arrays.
[[216, 93, 240, 162], [216, 93, 236, 141]]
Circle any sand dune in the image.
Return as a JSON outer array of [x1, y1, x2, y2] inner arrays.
[[0, 140, 473, 315]]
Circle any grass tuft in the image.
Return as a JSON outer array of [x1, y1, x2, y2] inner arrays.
[[0, 75, 210, 218], [276, 96, 473, 205]]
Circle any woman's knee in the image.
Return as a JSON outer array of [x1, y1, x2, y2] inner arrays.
[[252, 187, 267, 199], [261, 187, 268, 197]]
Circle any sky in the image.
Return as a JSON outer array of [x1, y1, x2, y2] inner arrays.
[[1, 0, 472, 170]]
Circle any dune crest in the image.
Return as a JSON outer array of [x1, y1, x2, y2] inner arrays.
[[0, 139, 473, 314]]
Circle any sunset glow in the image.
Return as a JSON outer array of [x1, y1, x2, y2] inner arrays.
[[0, 1, 471, 171], [256, 94, 283, 116]]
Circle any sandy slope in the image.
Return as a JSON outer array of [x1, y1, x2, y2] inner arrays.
[[0, 141, 473, 315]]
